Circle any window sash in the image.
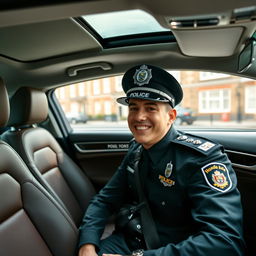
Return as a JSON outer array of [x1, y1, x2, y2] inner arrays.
[[199, 88, 231, 113], [245, 85, 256, 113]]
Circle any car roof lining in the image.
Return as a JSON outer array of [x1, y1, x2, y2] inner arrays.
[[0, 0, 255, 94], [0, 19, 102, 61], [0, 17, 254, 62]]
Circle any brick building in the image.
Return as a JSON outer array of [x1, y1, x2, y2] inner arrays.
[[56, 71, 256, 122]]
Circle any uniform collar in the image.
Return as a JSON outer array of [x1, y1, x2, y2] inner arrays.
[[144, 126, 179, 165]]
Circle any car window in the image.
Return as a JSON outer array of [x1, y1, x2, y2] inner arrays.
[[54, 71, 256, 131]]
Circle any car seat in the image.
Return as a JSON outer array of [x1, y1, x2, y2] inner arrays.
[[2, 87, 96, 227], [0, 80, 78, 256]]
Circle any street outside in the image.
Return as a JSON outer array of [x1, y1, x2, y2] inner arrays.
[[71, 119, 256, 130]]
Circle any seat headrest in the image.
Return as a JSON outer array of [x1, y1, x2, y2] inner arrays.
[[0, 78, 10, 127], [8, 87, 48, 127]]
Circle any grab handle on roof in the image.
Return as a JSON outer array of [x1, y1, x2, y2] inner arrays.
[[67, 62, 112, 77]]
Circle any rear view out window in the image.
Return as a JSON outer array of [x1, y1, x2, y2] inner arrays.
[[55, 71, 256, 130]]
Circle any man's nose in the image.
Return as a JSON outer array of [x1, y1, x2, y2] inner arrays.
[[135, 109, 147, 121]]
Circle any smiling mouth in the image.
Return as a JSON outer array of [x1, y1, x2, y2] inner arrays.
[[135, 125, 151, 130]]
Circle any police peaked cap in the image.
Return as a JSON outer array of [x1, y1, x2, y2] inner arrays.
[[116, 64, 183, 108]]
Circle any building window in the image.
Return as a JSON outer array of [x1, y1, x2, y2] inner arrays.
[[104, 101, 112, 115], [94, 101, 101, 115], [93, 80, 101, 95], [78, 82, 85, 97], [70, 84, 76, 98], [199, 88, 231, 113], [58, 87, 65, 99], [70, 102, 79, 113], [199, 72, 229, 81], [115, 76, 123, 92], [119, 105, 128, 118], [168, 71, 181, 82], [245, 85, 256, 113], [103, 78, 111, 94]]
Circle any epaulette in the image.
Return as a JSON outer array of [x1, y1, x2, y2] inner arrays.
[[171, 131, 221, 155]]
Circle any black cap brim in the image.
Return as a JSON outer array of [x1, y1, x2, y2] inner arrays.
[[116, 95, 170, 106]]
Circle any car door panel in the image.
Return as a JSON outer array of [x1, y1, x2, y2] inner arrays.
[[68, 131, 133, 190]]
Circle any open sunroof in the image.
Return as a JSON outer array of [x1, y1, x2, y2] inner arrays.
[[79, 9, 175, 48]]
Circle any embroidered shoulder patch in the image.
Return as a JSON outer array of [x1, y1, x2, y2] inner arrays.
[[201, 162, 232, 192]]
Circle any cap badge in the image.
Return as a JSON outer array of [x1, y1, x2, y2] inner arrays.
[[133, 65, 152, 86]]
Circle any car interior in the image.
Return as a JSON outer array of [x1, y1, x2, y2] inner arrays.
[[0, 1, 256, 256]]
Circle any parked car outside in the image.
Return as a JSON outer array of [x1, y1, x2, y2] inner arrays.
[[175, 106, 197, 125], [66, 112, 88, 124]]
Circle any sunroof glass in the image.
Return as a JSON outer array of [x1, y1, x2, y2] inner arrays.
[[82, 9, 169, 39]]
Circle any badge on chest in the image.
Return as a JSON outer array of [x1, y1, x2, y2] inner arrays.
[[159, 161, 175, 187]]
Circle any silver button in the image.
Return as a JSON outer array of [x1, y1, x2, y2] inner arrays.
[[161, 201, 166, 206], [177, 135, 188, 141], [193, 139, 202, 145], [186, 138, 194, 143]]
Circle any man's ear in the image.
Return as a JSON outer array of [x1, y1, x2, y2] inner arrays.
[[169, 108, 177, 121], [167, 108, 176, 126]]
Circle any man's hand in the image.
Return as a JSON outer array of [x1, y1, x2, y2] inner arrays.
[[79, 244, 98, 256]]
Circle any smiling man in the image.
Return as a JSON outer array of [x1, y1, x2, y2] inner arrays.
[[78, 65, 245, 256], [127, 100, 175, 149]]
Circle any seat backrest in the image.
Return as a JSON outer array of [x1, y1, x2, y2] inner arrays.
[[236, 168, 256, 256], [2, 87, 96, 227], [0, 80, 78, 256]]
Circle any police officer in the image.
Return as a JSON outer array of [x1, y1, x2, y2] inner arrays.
[[78, 64, 245, 256]]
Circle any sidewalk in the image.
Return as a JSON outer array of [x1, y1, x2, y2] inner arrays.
[[72, 119, 256, 129], [190, 119, 256, 128]]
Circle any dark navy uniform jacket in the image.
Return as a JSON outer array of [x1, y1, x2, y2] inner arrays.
[[79, 127, 245, 256]]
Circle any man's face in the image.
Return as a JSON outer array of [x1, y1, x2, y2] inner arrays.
[[128, 99, 176, 149]]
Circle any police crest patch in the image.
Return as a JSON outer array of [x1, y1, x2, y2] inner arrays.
[[201, 162, 232, 192]]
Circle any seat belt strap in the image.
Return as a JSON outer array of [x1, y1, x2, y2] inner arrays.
[[133, 146, 161, 250]]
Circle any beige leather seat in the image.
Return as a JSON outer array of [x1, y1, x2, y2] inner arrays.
[[2, 87, 96, 227], [0, 80, 78, 256]]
